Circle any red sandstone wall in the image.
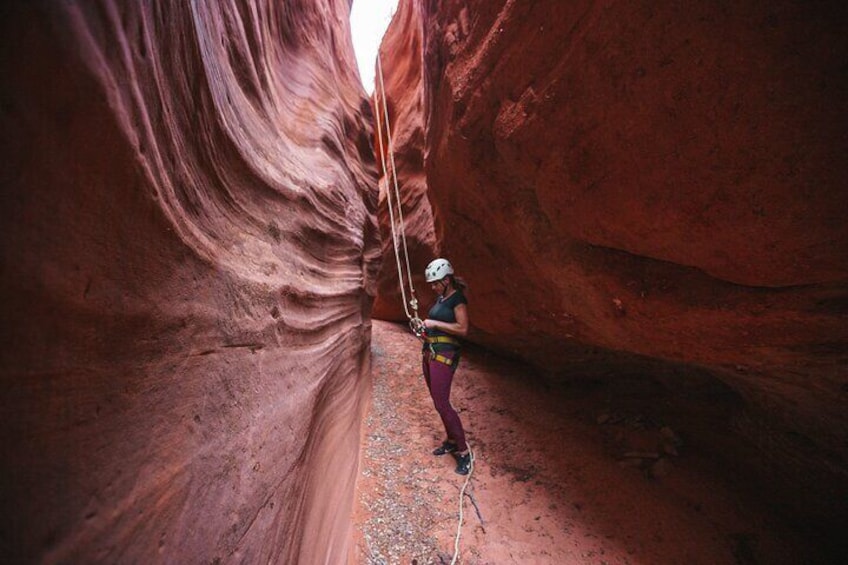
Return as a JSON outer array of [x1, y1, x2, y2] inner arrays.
[[372, 0, 438, 322], [0, 2, 379, 562], [377, 0, 848, 535]]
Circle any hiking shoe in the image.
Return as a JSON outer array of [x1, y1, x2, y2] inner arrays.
[[432, 441, 458, 456], [455, 452, 472, 475]]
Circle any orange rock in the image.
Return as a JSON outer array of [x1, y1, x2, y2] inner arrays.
[[376, 0, 848, 547]]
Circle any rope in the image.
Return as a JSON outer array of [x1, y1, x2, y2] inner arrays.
[[375, 48, 473, 563], [375, 53, 421, 329], [451, 444, 474, 565]]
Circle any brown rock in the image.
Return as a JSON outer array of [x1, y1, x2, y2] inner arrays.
[[0, 1, 379, 563], [622, 451, 661, 460], [372, 0, 438, 322], [376, 0, 848, 545], [650, 458, 672, 479]]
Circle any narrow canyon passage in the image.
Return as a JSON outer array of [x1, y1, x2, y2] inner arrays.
[[352, 321, 813, 564], [1, 1, 845, 562]]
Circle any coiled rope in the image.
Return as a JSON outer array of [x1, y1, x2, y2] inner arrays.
[[374, 52, 474, 565]]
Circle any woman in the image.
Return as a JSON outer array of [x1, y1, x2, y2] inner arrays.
[[421, 258, 472, 475]]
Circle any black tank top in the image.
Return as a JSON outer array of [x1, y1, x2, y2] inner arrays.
[[423, 290, 467, 352]]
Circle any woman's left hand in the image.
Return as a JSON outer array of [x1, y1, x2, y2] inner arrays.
[[423, 319, 438, 329]]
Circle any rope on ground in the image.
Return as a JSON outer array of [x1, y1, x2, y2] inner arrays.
[[451, 444, 474, 565]]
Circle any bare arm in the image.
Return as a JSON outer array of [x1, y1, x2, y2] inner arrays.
[[424, 303, 469, 337]]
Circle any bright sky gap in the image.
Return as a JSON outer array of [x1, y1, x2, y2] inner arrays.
[[349, 0, 399, 94]]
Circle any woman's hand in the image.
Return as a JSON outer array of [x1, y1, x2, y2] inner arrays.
[[423, 305, 469, 337]]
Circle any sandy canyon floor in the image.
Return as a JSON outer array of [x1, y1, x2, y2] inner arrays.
[[351, 321, 813, 564]]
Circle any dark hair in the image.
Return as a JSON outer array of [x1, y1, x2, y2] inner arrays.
[[449, 274, 467, 292]]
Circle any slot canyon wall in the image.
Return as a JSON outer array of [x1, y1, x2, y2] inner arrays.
[[371, 0, 436, 321], [375, 0, 848, 548], [0, 1, 379, 563]]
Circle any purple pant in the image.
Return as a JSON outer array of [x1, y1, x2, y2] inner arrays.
[[422, 350, 467, 452]]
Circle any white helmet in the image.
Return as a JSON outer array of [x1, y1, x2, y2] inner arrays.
[[425, 258, 454, 282]]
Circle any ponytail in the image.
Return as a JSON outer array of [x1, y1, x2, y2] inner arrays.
[[450, 275, 468, 292]]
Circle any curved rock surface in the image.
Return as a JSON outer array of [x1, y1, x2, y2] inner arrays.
[[0, 1, 378, 562], [371, 0, 437, 322], [376, 0, 848, 548]]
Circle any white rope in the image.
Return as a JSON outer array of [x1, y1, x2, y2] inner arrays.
[[376, 53, 417, 309], [375, 53, 420, 323], [451, 444, 474, 565], [375, 47, 473, 563]]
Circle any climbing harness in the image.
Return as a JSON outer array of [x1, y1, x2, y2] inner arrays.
[[425, 336, 461, 366], [425, 335, 461, 346], [375, 52, 475, 565], [375, 53, 425, 338], [427, 351, 456, 367]]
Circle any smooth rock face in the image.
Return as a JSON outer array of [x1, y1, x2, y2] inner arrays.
[[372, 0, 438, 322], [0, 2, 378, 563], [376, 0, 848, 544]]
